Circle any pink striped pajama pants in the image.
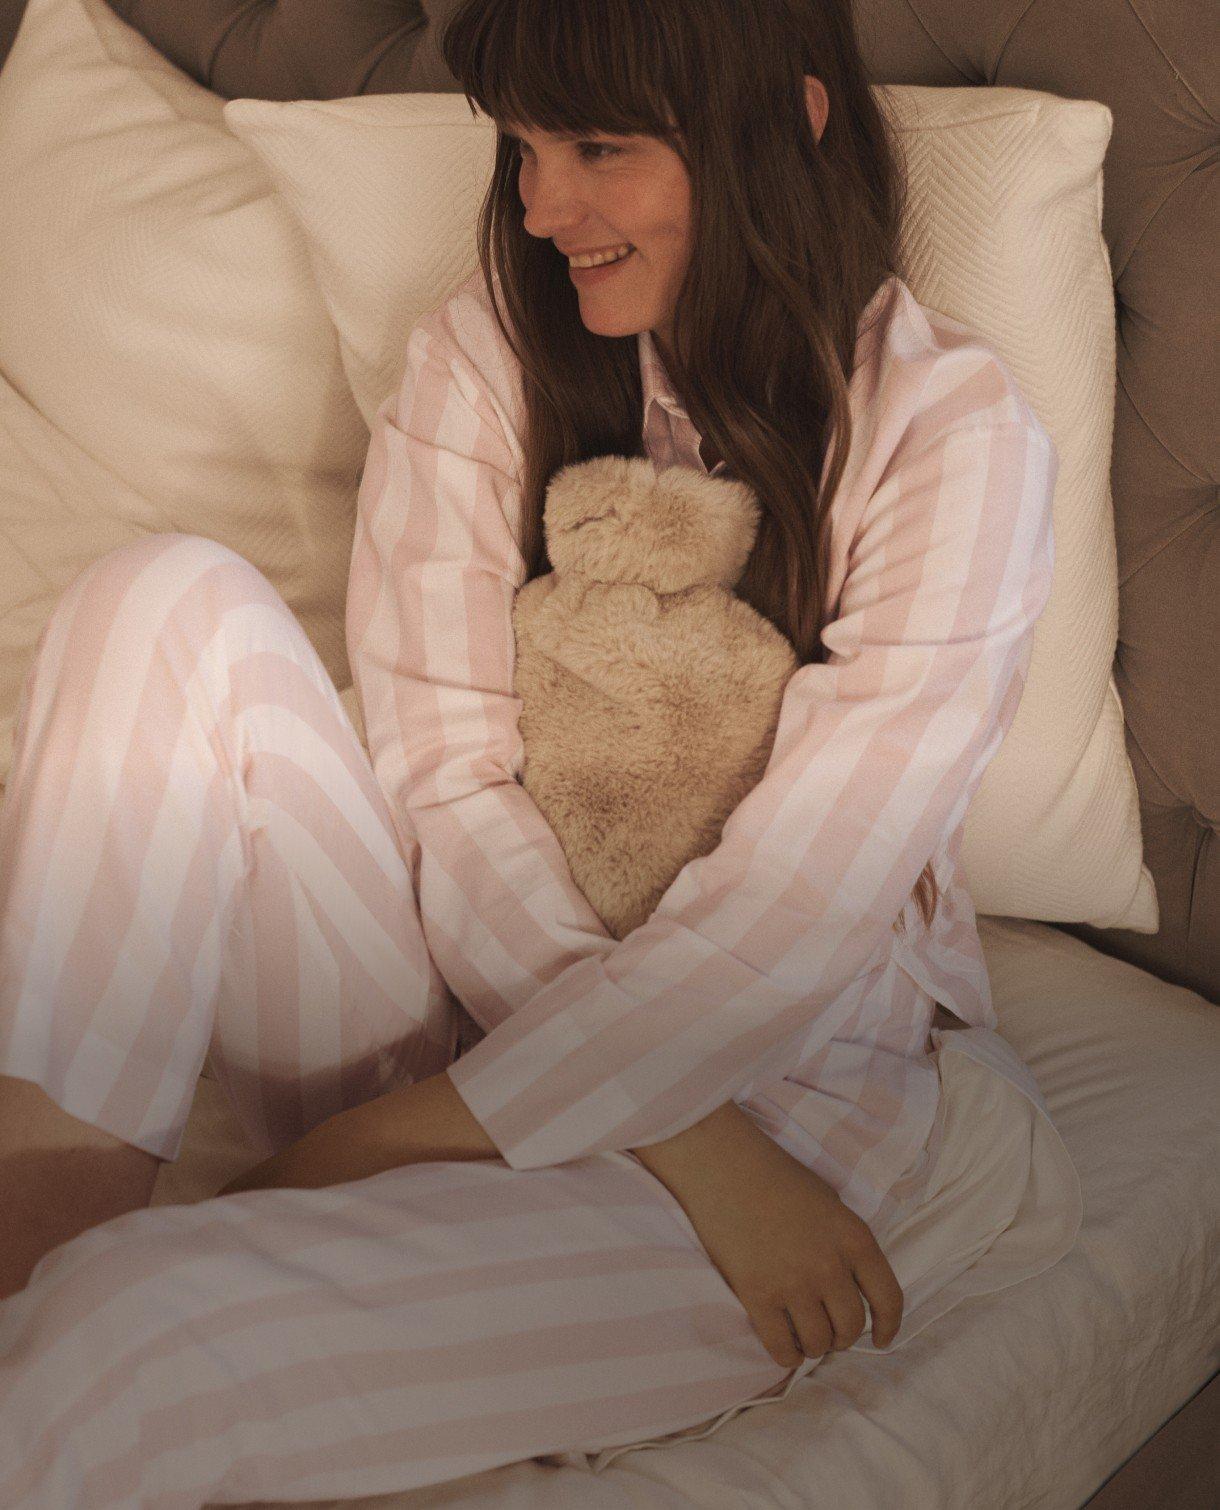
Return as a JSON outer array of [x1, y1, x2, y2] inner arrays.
[[0, 534, 793, 1508]]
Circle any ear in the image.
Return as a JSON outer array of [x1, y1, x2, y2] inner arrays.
[[805, 75, 830, 144]]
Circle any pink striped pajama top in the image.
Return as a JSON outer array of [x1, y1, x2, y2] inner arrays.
[[345, 266, 1062, 1229]]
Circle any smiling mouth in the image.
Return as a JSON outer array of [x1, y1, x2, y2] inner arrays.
[[567, 244, 635, 267], [569, 248, 637, 279]]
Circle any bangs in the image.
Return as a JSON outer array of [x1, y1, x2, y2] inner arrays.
[[441, 0, 681, 146]]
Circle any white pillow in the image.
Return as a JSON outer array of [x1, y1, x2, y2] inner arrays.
[[0, 0, 370, 791], [227, 94, 501, 431], [224, 85, 1156, 933]]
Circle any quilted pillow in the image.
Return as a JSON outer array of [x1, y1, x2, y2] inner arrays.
[[224, 85, 1156, 932], [0, 0, 370, 792]]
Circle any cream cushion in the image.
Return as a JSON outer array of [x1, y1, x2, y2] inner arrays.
[[0, 0, 370, 793], [223, 87, 1155, 931]]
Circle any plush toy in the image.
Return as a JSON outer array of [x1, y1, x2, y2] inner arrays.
[[512, 455, 800, 941]]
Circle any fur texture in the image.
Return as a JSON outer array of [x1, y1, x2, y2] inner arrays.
[[513, 455, 799, 940]]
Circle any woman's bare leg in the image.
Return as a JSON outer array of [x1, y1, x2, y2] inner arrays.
[[0, 1074, 161, 1301]]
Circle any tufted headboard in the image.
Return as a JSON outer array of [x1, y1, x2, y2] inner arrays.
[[0, 0, 1215, 1008]]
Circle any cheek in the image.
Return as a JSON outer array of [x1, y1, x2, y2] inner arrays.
[[654, 223, 694, 267], [628, 200, 690, 254], [645, 189, 692, 251]]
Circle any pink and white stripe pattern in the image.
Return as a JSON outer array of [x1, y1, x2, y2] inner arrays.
[[0, 1141, 798, 1503], [0, 268, 1061, 1504], [0, 534, 461, 1163], [350, 268, 1058, 1216]]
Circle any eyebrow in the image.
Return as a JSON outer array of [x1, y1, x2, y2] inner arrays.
[[501, 125, 611, 142]]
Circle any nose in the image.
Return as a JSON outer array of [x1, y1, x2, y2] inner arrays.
[[519, 162, 589, 244]]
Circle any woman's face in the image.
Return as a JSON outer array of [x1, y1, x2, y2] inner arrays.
[[506, 80, 827, 371], [506, 121, 693, 368]]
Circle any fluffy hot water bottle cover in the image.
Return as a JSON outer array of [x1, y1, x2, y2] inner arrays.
[[512, 455, 799, 939]]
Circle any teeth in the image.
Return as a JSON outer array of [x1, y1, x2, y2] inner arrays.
[[570, 244, 633, 268]]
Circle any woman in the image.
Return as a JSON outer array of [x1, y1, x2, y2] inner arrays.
[[0, 0, 1080, 1502]]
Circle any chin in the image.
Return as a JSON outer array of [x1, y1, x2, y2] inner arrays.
[[576, 302, 652, 335], [581, 314, 648, 338]]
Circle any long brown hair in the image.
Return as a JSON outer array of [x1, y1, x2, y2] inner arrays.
[[439, 0, 939, 931]]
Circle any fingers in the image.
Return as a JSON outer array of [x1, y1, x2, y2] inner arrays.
[[748, 1295, 806, 1370], [815, 1278, 868, 1350], [741, 1230, 905, 1369], [786, 1270, 869, 1357], [783, 1296, 835, 1358], [751, 1272, 885, 1370], [852, 1243, 904, 1347]]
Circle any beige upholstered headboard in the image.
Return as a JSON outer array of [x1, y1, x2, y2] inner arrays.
[[0, 0, 1215, 1007]]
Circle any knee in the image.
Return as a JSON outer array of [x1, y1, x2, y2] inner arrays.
[[84, 533, 266, 595], [51, 533, 281, 641]]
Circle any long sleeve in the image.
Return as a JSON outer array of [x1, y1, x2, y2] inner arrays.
[[345, 312, 627, 1042], [446, 411, 1059, 1169]]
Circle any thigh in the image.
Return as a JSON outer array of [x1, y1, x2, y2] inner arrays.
[[0, 1152, 788, 1508], [0, 532, 459, 1163]]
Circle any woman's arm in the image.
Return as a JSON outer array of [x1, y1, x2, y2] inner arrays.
[[346, 308, 624, 1054], [217, 1069, 742, 1195], [445, 407, 1059, 1173], [631, 1097, 906, 1359], [217, 1070, 489, 1195], [216, 1071, 904, 1358]]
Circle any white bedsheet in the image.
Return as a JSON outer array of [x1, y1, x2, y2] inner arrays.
[[151, 917, 1220, 1510]]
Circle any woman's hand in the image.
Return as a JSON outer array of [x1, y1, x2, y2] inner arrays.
[[631, 1103, 903, 1368]]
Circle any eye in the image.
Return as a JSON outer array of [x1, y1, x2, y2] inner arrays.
[[577, 143, 621, 162], [508, 137, 622, 164]]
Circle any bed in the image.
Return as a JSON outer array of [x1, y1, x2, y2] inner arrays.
[[0, 1, 1215, 1506]]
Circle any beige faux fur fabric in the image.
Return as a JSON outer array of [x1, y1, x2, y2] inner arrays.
[[513, 456, 798, 940]]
